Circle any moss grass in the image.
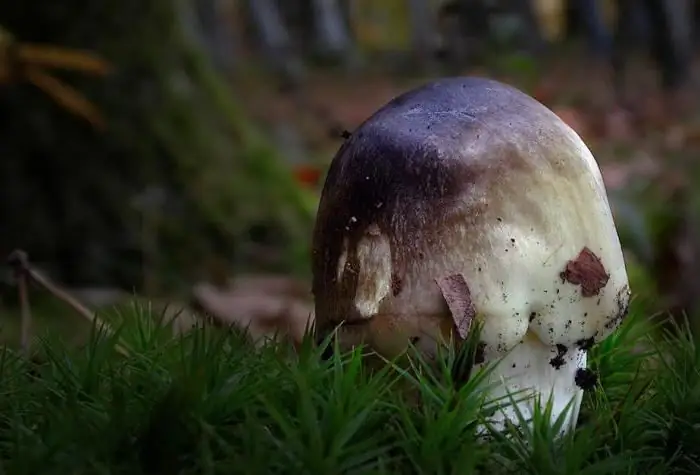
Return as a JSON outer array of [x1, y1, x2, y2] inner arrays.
[[0, 303, 697, 474]]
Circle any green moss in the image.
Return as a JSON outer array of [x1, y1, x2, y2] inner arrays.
[[0, 295, 92, 349], [0, 300, 697, 474]]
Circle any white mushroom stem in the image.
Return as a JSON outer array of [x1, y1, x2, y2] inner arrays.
[[479, 332, 587, 434]]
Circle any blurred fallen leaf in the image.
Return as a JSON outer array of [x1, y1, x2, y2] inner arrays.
[[192, 275, 314, 347], [227, 274, 311, 300]]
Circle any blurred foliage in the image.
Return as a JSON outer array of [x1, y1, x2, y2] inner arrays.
[[606, 152, 700, 334], [0, 1, 315, 291], [352, 0, 413, 52]]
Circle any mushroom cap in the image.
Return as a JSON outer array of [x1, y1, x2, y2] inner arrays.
[[312, 77, 630, 363]]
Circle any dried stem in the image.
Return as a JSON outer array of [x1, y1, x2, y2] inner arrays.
[[13, 260, 32, 356], [17, 44, 112, 75], [6, 249, 129, 356], [24, 66, 105, 128]]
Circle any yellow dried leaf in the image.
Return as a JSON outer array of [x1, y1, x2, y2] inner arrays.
[[18, 44, 111, 76], [24, 66, 105, 128]]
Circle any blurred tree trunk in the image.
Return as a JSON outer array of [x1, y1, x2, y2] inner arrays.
[[309, 0, 354, 62], [434, 0, 491, 69], [246, 0, 355, 77], [244, 0, 305, 82], [406, 0, 438, 65], [0, 0, 314, 290], [571, 0, 613, 57], [614, 0, 693, 92], [644, 0, 692, 90], [508, 0, 546, 53], [185, 0, 237, 75]]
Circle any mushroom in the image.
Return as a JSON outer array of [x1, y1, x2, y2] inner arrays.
[[311, 77, 630, 433]]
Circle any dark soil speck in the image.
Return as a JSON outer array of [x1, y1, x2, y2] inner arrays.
[[574, 368, 598, 390], [391, 273, 403, 296], [549, 344, 568, 369], [576, 337, 595, 351], [475, 342, 486, 365]]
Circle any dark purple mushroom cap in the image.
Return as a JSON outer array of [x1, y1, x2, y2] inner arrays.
[[312, 77, 629, 361]]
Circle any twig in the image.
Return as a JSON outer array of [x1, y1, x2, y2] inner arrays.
[[7, 251, 32, 356], [24, 66, 105, 128], [6, 249, 129, 356], [16, 44, 112, 75]]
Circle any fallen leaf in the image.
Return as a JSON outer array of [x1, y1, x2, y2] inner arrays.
[[192, 275, 314, 347]]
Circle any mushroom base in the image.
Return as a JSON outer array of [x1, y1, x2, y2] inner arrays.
[[477, 330, 587, 435]]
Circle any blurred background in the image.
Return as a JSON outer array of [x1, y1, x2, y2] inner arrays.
[[1, 0, 700, 346]]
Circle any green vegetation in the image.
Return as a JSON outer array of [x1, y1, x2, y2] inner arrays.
[[0, 302, 696, 474], [0, 1, 316, 291], [1, 2, 699, 473]]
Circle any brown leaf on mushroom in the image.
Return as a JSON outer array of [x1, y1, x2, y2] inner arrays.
[[435, 274, 476, 340], [560, 247, 611, 298]]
